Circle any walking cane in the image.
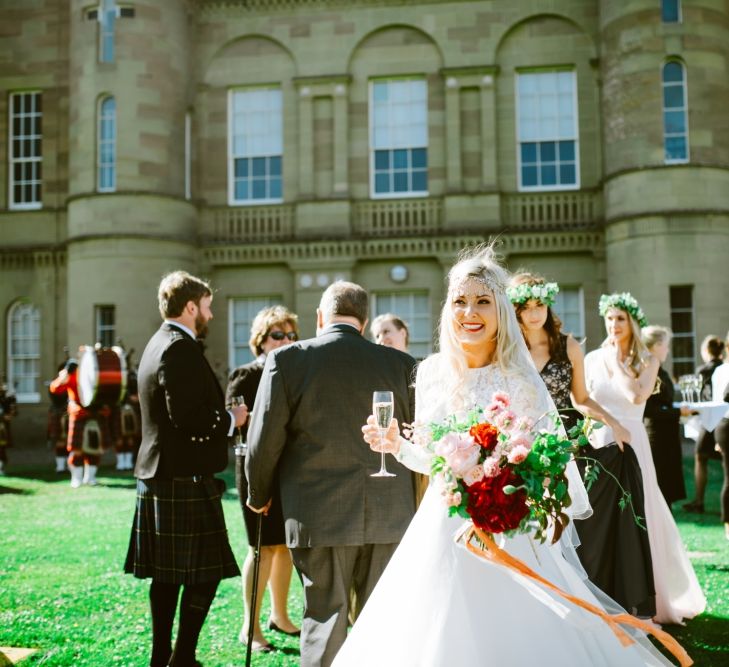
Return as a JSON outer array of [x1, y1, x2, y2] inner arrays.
[[245, 511, 264, 667]]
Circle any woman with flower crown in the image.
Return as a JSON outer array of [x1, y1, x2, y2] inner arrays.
[[332, 248, 673, 667], [584, 293, 705, 625]]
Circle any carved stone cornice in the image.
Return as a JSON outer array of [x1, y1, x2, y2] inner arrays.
[[196, 0, 483, 14], [202, 230, 604, 266], [0, 249, 67, 270]]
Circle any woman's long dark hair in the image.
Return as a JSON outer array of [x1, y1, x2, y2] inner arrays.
[[511, 272, 567, 361]]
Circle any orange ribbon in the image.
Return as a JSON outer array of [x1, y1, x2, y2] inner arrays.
[[463, 526, 692, 667]]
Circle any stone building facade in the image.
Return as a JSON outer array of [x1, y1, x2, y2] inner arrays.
[[2, 0, 728, 440]]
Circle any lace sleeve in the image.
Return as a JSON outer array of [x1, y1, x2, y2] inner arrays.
[[394, 357, 442, 475]]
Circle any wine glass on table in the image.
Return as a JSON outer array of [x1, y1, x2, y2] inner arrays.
[[371, 390, 396, 478], [230, 395, 247, 456]]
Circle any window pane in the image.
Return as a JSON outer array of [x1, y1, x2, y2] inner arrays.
[[374, 150, 390, 170], [252, 179, 266, 199], [663, 85, 684, 109], [521, 142, 537, 163], [270, 178, 282, 199], [522, 166, 538, 187], [235, 180, 248, 200], [411, 170, 427, 192], [663, 62, 683, 82], [559, 163, 576, 184], [670, 286, 693, 309], [662, 0, 680, 23], [375, 173, 390, 193], [541, 164, 557, 186], [269, 156, 281, 176], [234, 158, 249, 178], [540, 142, 556, 162], [393, 172, 409, 192], [411, 148, 427, 169], [665, 136, 687, 161], [670, 312, 693, 332], [558, 140, 575, 161], [664, 110, 686, 134]]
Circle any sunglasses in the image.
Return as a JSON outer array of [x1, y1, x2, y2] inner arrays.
[[267, 331, 298, 341]]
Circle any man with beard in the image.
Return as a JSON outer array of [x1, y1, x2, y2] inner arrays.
[[124, 271, 248, 667]]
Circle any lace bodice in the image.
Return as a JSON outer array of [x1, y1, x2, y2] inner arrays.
[[540, 334, 577, 431]]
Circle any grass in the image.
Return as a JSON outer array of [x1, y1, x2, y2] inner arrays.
[[1, 457, 727, 666]]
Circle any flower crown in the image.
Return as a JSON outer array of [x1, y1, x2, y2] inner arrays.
[[598, 292, 648, 328], [506, 282, 560, 308]]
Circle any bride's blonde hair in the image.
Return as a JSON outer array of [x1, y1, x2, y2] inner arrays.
[[436, 243, 536, 409]]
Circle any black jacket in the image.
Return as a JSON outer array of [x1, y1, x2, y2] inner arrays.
[[134, 322, 231, 479]]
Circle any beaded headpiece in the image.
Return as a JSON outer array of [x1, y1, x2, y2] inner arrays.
[[506, 282, 560, 308], [448, 272, 506, 298], [598, 292, 648, 328]]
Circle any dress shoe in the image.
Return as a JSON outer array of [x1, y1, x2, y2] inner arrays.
[[682, 501, 704, 514], [238, 628, 275, 652], [267, 619, 301, 637]]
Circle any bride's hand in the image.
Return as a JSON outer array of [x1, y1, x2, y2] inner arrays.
[[362, 415, 401, 454], [611, 422, 630, 452]]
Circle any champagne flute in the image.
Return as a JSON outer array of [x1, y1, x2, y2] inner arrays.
[[371, 390, 396, 478], [230, 395, 247, 456]]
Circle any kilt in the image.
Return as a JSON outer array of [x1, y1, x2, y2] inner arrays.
[[124, 477, 241, 584]]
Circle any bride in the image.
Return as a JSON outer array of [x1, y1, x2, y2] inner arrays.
[[333, 247, 674, 666]]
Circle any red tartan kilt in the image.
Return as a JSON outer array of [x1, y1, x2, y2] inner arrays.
[[67, 415, 110, 453], [47, 409, 65, 441]]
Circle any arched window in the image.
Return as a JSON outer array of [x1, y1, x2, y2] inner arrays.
[[662, 61, 689, 163], [98, 96, 116, 191], [7, 301, 41, 402]]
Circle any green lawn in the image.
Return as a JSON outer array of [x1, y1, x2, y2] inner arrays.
[[1, 457, 727, 666]]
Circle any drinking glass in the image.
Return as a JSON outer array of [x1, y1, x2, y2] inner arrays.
[[371, 390, 396, 478], [230, 395, 247, 456], [677, 375, 690, 403]]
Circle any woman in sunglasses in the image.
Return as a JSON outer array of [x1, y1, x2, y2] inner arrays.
[[226, 305, 301, 652]]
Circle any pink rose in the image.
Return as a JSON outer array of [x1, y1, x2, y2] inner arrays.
[[491, 392, 510, 408], [494, 410, 517, 432], [507, 445, 530, 464], [514, 416, 534, 432], [435, 432, 480, 476], [463, 464, 485, 486], [444, 490, 462, 508], [482, 456, 501, 478]]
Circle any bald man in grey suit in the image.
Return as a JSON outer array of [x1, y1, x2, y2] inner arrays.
[[245, 281, 417, 667]]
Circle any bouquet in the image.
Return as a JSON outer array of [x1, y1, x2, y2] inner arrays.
[[407, 391, 583, 543]]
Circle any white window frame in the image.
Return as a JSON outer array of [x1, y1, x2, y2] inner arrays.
[[8, 91, 43, 211], [94, 304, 116, 347], [184, 111, 191, 200], [97, 95, 116, 192], [661, 0, 682, 23], [371, 291, 432, 358], [552, 286, 584, 340], [228, 87, 283, 206], [369, 78, 429, 200], [6, 301, 41, 403], [228, 296, 281, 370], [515, 70, 580, 192], [662, 61, 690, 165], [98, 0, 118, 63]]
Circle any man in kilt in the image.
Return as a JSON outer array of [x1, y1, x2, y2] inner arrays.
[[49, 359, 106, 487], [124, 271, 248, 667], [47, 362, 70, 474]]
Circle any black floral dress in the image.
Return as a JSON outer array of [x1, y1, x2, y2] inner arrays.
[[539, 334, 578, 432]]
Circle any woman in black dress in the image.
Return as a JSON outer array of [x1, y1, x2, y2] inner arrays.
[[226, 305, 301, 651], [642, 326, 690, 508], [684, 335, 725, 513], [509, 273, 655, 618]]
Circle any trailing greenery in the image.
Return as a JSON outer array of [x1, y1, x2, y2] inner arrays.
[[1, 456, 727, 666]]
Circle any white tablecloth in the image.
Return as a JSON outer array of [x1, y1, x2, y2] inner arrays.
[[674, 401, 729, 439]]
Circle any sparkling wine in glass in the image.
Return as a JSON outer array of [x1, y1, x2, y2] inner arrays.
[[371, 390, 396, 478], [230, 395, 247, 456]]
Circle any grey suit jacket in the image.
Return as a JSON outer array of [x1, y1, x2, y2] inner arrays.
[[246, 323, 417, 548]]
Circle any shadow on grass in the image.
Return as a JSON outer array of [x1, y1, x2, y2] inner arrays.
[[665, 613, 729, 664], [0, 484, 34, 495]]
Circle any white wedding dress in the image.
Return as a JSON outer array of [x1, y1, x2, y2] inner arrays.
[[584, 348, 706, 625], [333, 355, 673, 667]]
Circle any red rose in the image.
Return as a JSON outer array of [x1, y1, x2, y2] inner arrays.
[[469, 422, 499, 451], [465, 467, 529, 534]]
